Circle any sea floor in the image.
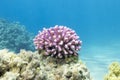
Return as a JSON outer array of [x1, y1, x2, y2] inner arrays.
[[80, 42, 120, 80]]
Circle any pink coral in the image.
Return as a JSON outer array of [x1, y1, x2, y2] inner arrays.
[[33, 25, 82, 58]]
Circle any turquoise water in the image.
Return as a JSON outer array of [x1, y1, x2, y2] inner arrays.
[[0, 0, 120, 80], [80, 42, 120, 80]]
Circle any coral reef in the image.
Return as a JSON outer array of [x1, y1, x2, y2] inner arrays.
[[0, 49, 92, 80], [0, 18, 35, 53], [104, 62, 120, 80], [33, 25, 82, 59]]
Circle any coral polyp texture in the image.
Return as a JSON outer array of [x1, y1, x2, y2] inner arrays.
[[33, 25, 82, 58], [104, 62, 120, 80], [0, 49, 92, 80]]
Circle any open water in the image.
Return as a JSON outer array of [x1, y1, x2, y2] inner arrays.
[[0, 0, 120, 80]]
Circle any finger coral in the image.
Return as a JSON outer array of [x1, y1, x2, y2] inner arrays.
[[104, 62, 120, 80], [33, 25, 82, 58], [0, 18, 35, 53]]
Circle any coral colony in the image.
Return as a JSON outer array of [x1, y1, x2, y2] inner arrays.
[[0, 24, 93, 80], [0, 19, 34, 53], [0, 49, 92, 80], [33, 25, 82, 58], [104, 62, 120, 80]]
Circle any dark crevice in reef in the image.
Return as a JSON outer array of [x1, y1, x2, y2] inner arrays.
[[0, 67, 10, 77], [0, 70, 5, 77]]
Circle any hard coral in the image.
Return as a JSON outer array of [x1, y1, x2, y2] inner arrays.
[[33, 25, 82, 58], [104, 62, 120, 80], [0, 49, 92, 80], [0, 18, 35, 53]]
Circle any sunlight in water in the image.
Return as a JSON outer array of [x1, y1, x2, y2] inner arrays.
[[80, 41, 120, 80]]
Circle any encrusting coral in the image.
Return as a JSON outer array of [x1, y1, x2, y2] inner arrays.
[[0, 18, 35, 53], [104, 62, 120, 80], [33, 25, 82, 59], [0, 49, 92, 80]]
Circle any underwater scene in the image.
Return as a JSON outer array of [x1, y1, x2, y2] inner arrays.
[[0, 0, 120, 80]]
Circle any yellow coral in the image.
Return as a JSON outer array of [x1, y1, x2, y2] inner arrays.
[[104, 62, 120, 80]]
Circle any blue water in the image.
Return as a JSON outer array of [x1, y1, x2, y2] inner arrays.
[[0, 0, 120, 80]]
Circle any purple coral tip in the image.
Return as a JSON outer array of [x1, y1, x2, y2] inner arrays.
[[33, 25, 82, 58]]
